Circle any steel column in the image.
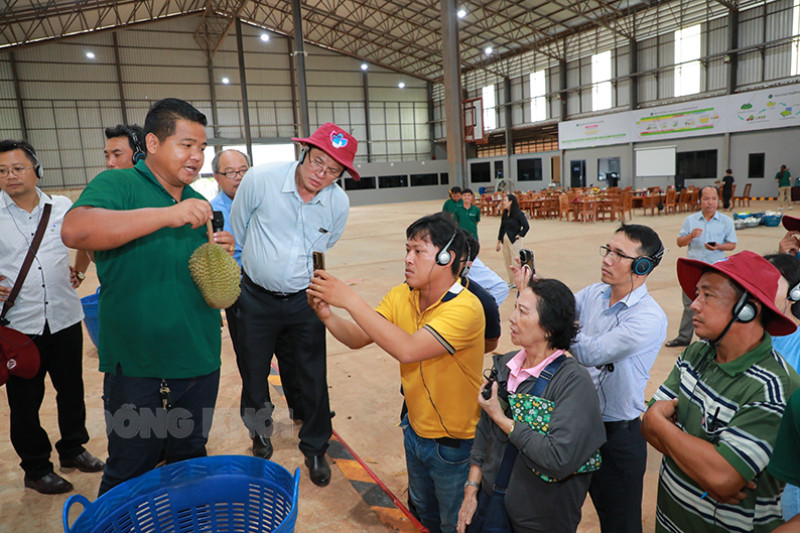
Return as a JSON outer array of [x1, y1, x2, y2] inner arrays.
[[235, 19, 253, 162], [291, 0, 310, 138], [441, 0, 466, 187], [362, 70, 372, 162], [9, 51, 27, 140]]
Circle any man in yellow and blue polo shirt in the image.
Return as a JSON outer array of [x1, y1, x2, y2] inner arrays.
[[307, 212, 485, 533]]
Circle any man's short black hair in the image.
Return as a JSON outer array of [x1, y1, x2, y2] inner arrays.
[[615, 223, 663, 269], [406, 212, 465, 276], [105, 124, 145, 153], [462, 188, 474, 195], [0, 139, 37, 166], [144, 98, 207, 142], [462, 230, 480, 262], [450, 186, 462, 194], [765, 253, 800, 290], [525, 277, 579, 351]]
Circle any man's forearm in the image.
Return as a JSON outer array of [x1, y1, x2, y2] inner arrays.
[[62, 207, 173, 250], [321, 312, 372, 349]]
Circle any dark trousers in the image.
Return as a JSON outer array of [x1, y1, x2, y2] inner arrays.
[[589, 418, 646, 533], [6, 322, 88, 479], [224, 300, 241, 358], [98, 367, 220, 496], [236, 275, 331, 457]]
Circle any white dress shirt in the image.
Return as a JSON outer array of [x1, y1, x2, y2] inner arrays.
[[0, 189, 83, 335]]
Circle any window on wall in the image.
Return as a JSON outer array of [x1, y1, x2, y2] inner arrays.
[[748, 153, 765, 178], [676, 150, 717, 179], [675, 24, 702, 97], [379, 175, 408, 188], [530, 70, 547, 122], [518, 158, 543, 181], [792, 0, 800, 76], [471, 162, 491, 183], [410, 173, 439, 186], [482, 85, 497, 130], [344, 176, 377, 190], [591, 50, 612, 111]]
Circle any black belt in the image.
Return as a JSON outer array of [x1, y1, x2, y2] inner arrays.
[[604, 418, 639, 433], [434, 437, 462, 448], [243, 273, 305, 300]]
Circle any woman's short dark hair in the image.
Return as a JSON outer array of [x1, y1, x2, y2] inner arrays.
[[406, 212, 465, 276], [525, 277, 579, 350], [144, 98, 207, 142]]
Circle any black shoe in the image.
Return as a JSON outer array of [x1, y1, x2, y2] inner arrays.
[[24, 472, 74, 494], [252, 435, 273, 460], [305, 454, 331, 487], [665, 339, 690, 348], [60, 451, 105, 473]]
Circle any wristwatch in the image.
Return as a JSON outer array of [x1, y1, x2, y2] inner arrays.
[[75, 271, 85, 281]]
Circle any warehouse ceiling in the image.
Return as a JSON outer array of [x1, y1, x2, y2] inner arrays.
[[0, 0, 664, 82]]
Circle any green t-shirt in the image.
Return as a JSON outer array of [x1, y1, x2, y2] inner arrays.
[[442, 198, 462, 214], [650, 337, 800, 532], [454, 204, 481, 238], [768, 388, 800, 486], [71, 160, 221, 378], [777, 170, 792, 187]]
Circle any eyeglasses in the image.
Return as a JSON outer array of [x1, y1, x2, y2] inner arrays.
[[0, 165, 34, 178], [219, 169, 247, 179], [599, 245, 636, 263], [308, 157, 342, 179]]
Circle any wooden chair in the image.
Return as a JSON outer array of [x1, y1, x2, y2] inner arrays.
[[664, 188, 677, 215], [689, 188, 700, 211], [733, 183, 752, 207], [557, 193, 575, 221], [618, 191, 633, 220]]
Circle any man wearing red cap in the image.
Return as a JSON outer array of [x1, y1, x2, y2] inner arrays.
[[230, 122, 358, 486], [642, 250, 800, 532]]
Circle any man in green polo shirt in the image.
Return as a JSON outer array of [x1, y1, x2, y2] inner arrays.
[[61, 98, 236, 495], [641, 251, 800, 532]]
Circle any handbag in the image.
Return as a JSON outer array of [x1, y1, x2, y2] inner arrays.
[[0, 203, 51, 385], [466, 355, 566, 533]]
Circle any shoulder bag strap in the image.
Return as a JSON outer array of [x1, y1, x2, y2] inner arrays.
[[492, 354, 567, 492], [1, 203, 52, 323]]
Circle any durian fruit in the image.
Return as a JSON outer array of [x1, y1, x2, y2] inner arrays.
[[189, 221, 241, 309]]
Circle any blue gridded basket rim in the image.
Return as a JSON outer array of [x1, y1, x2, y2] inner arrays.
[[63, 455, 300, 533]]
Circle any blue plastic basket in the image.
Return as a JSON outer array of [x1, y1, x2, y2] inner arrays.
[[80, 286, 100, 349], [764, 214, 783, 227], [63, 456, 299, 533]]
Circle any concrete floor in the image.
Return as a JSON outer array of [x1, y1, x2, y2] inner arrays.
[[0, 197, 787, 533]]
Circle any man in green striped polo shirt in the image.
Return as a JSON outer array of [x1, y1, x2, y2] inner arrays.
[[642, 251, 800, 532]]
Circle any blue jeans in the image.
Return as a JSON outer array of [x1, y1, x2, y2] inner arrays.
[[784, 483, 800, 521], [98, 367, 220, 496], [401, 415, 472, 533]]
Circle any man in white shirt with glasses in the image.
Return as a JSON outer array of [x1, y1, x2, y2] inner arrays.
[[230, 123, 358, 486]]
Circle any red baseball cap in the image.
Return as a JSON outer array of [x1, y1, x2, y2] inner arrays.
[[783, 214, 800, 232], [293, 123, 360, 181], [677, 250, 796, 336], [0, 326, 41, 385]]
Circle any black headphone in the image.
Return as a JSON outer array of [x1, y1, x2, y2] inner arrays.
[[732, 290, 758, 324], [436, 232, 457, 266], [13, 142, 43, 179], [299, 147, 308, 164], [631, 244, 665, 276], [787, 280, 800, 319], [128, 130, 146, 165]]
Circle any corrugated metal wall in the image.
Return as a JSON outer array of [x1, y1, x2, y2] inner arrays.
[[2, 15, 432, 188], [440, 0, 800, 140]]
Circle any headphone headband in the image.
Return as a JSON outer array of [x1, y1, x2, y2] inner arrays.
[[11, 142, 43, 179]]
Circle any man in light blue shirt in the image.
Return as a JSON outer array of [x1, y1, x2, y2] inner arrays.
[[464, 256, 508, 307], [230, 123, 358, 487], [210, 149, 248, 357], [571, 223, 667, 533], [666, 187, 736, 347]]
